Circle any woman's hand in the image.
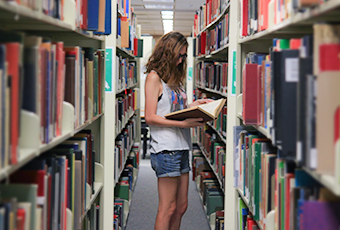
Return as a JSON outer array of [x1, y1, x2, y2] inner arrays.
[[180, 118, 205, 128], [189, 99, 214, 108]]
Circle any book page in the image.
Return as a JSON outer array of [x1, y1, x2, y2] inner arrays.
[[198, 99, 225, 117]]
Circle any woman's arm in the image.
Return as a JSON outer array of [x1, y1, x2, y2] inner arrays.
[[144, 72, 204, 128]]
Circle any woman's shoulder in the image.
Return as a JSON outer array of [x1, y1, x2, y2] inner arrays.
[[146, 71, 161, 83]]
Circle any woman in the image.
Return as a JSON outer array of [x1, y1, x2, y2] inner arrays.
[[144, 31, 213, 230]]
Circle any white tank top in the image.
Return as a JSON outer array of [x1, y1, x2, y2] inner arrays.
[[149, 73, 191, 154]]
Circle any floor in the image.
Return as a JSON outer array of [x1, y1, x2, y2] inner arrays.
[[125, 150, 211, 230]]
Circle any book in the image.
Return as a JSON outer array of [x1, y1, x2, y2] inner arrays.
[[165, 98, 226, 123]]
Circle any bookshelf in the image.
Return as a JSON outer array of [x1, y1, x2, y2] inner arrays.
[[223, 0, 340, 229], [105, 2, 141, 229], [197, 141, 225, 193], [0, 113, 103, 181], [0, 0, 112, 227], [197, 44, 229, 60], [196, 2, 230, 36], [206, 123, 227, 145], [196, 85, 228, 98], [238, 0, 340, 44], [192, 2, 230, 228]]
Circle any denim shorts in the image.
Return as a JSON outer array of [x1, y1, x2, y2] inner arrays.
[[150, 150, 191, 177]]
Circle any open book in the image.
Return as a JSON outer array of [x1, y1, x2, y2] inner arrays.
[[165, 98, 226, 123]]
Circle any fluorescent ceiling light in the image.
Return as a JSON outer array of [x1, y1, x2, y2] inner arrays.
[[144, 4, 173, 9], [162, 15, 174, 19], [163, 19, 173, 25], [163, 20, 173, 33], [161, 11, 173, 19], [162, 15, 173, 19], [143, 0, 174, 2], [161, 10, 173, 15]]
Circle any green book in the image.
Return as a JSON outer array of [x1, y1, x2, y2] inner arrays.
[[247, 134, 258, 209], [115, 182, 130, 201], [206, 191, 224, 216], [253, 142, 262, 221], [278, 159, 285, 230], [239, 198, 247, 230]]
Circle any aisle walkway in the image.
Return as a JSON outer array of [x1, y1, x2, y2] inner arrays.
[[125, 153, 211, 230]]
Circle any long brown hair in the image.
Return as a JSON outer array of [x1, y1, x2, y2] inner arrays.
[[145, 31, 188, 90]]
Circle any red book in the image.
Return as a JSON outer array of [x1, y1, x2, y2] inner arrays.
[[319, 44, 340, 72], [242, 63, 259, 125], [6, 43, 20, 165], [194, 14, 198, 36], [208, 0, 212, 24], [53, 42, 65, 136], [206, 0, 210, 25], [285, 173, 295, 230], [133, 38, 138, 56], [201, 32, 207, 55], [16, 208, 26, 230], [242, 0, 248, 36], [81, 0, 88, 30]]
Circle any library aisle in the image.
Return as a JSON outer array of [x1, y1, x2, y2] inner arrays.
[[125, 152, 210, 230]]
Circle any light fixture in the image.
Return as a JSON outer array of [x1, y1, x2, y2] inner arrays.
[[163, 19, 173, 34], [144, 4, 174, 9], [161, 10, 173, 19], [161, 11, 173, 15]]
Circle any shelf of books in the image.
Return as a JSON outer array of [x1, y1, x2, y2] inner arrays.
[[193, 2, 230, 59], [0, 0, 113, 222], [239, 0, 340, 44], [196, 44, 229, 60], [227, 0, 340, 229], [196, 141, 225, 193], [194, 1, 230, 37], [196, 85, 228, 98], [206, 123, 227, 145], [192, 2, 231, 229], [103, 2, 142, 229], [192, 145, 225, 230]]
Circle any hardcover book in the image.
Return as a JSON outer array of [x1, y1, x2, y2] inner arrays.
[[165, 98, 226, 123]]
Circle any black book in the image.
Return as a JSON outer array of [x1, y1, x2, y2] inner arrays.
[[297, 57, 313, 166], [276, 49, 300, 159]]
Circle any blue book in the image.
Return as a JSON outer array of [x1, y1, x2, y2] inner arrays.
[[94, 0, 111, 35], [126, 0, 129, 19], [118, 17, 121, 36], [87, 0, 99, 31], [295, 169, 320, 187]]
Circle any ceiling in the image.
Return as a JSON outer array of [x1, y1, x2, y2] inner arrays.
[[131, 0, 204, 36]]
